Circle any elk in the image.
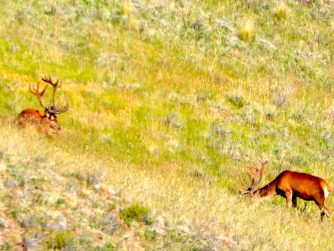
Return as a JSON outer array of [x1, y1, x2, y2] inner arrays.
[[16, 76, 69, 137], [240, 160, 332, 222]]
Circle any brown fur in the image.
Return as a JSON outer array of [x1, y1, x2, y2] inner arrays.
[[16, 108, 60, 137]]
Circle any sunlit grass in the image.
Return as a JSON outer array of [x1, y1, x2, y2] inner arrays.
[[1, 125, 334, 249], [1, 0, 334, 249]]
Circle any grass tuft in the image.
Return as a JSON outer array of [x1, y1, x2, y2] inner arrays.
[[274, 3, 291, 20], [238, 19, 255, 42]]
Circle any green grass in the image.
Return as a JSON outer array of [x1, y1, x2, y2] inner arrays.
[[1, 0, 334, 249]]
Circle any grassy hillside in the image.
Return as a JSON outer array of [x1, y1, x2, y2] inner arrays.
[[1, 0, 334, 250]]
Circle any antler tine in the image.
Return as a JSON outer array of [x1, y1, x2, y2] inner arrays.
[[50, 79, 58, 109], [42, 75, 57, 86], [238, 171, 250, 189], [238, 172, 255, 195], [48, 98, 69, 114], [259, 159, 268, 166], [29, 82, 48, 109], [247, 163, 260, 186], [250, 160, 267, 192], [41, 76, 67, 112]]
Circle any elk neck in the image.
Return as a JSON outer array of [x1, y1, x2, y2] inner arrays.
[[253, 179, 277, 197]]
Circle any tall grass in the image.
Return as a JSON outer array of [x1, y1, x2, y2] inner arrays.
[[1, 0, 334, 249]]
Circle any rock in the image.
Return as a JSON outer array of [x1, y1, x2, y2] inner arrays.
[[100, 213, 119, 235], [216, 18, 235, 32], [3, 180, 19, 189], [164, 112, 183, 129], [257, 38, 276, 51], [21, 215, 39, 228], [23, 234, 46, 249], [0, 162, 6, 172], [215, 235, 237, 248], [46, 216, 67, 231], [155, 216, 165, 228], [127, 83, 142, 90], [176, 224, 192, 235], [93, 184, 102, 191], [86, 172, 101, 187], [154, 216, 166, 234], [107, 187, 118, 196], [225, 36, 241, 47], [0, 218, 8, 228], [101, 213, 117, 225], [167, 140, 180, 153], [122, 233, 134, 239]]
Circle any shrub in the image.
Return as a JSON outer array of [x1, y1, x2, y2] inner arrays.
[[120, 203, 152, 225], [144, 229, 157, 241], [46, 230, 78, 250], [226, 93, 246, 108], [94, 243, 117, 251]]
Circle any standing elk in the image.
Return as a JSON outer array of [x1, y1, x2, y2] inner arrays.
[[16, 76, 69, 137], [240, 160, 332, 222]]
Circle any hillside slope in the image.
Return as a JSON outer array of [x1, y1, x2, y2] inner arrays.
[[1, 0, 334, 250]]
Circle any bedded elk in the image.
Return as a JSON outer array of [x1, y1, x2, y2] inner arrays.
[[16, 76, 68, 137], [240, 160, 332, 222]]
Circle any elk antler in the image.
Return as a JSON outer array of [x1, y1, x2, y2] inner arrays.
[[29, 82, 48, 109], [240, 159, 267, 195], [41, 76, 69, 114]]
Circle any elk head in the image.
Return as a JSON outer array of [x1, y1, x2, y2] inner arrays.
[[239, 159, 268, 196], [16, 76, 69, 137], [39, 76, 69, 123]]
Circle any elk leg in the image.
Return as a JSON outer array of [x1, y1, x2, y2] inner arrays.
[[292, 195, 297, 208], [285, 191, 293, 208], [314, 193, 331, 222], [320, 206, 331, 223]]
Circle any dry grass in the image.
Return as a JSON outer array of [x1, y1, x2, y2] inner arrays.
[[1, 124, 334, 250], [1, 0, 334, 249]]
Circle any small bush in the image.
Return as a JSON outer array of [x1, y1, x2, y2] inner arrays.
[[120, 203, 152, 225], [144, 229, 157, 241], [46, 230, 78, 250], [226, 93, 246, 108], [55, 198, 66, 208], [167, 229, 186, 242], [94, 243, 117, 251]]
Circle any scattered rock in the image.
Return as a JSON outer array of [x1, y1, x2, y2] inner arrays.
[[176, 224, 192, 235], [23, 234, 46, 249], [164, 112, 183, 129], [100, 213, 119, 235], [0, 218, 8, 228], [0, 150, 239, 249], [46, 216, 67, 231], [257, 38, 276, 51], [21, 215, 39, 228], [216, 18, 235, 32], [122, 232, 134, 239], [225, 36, 241, 47], [215, 235, 237, 248], [126, 83, 142, 91], [0, 162, 7, 172], [154, 216, 166, 234]]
